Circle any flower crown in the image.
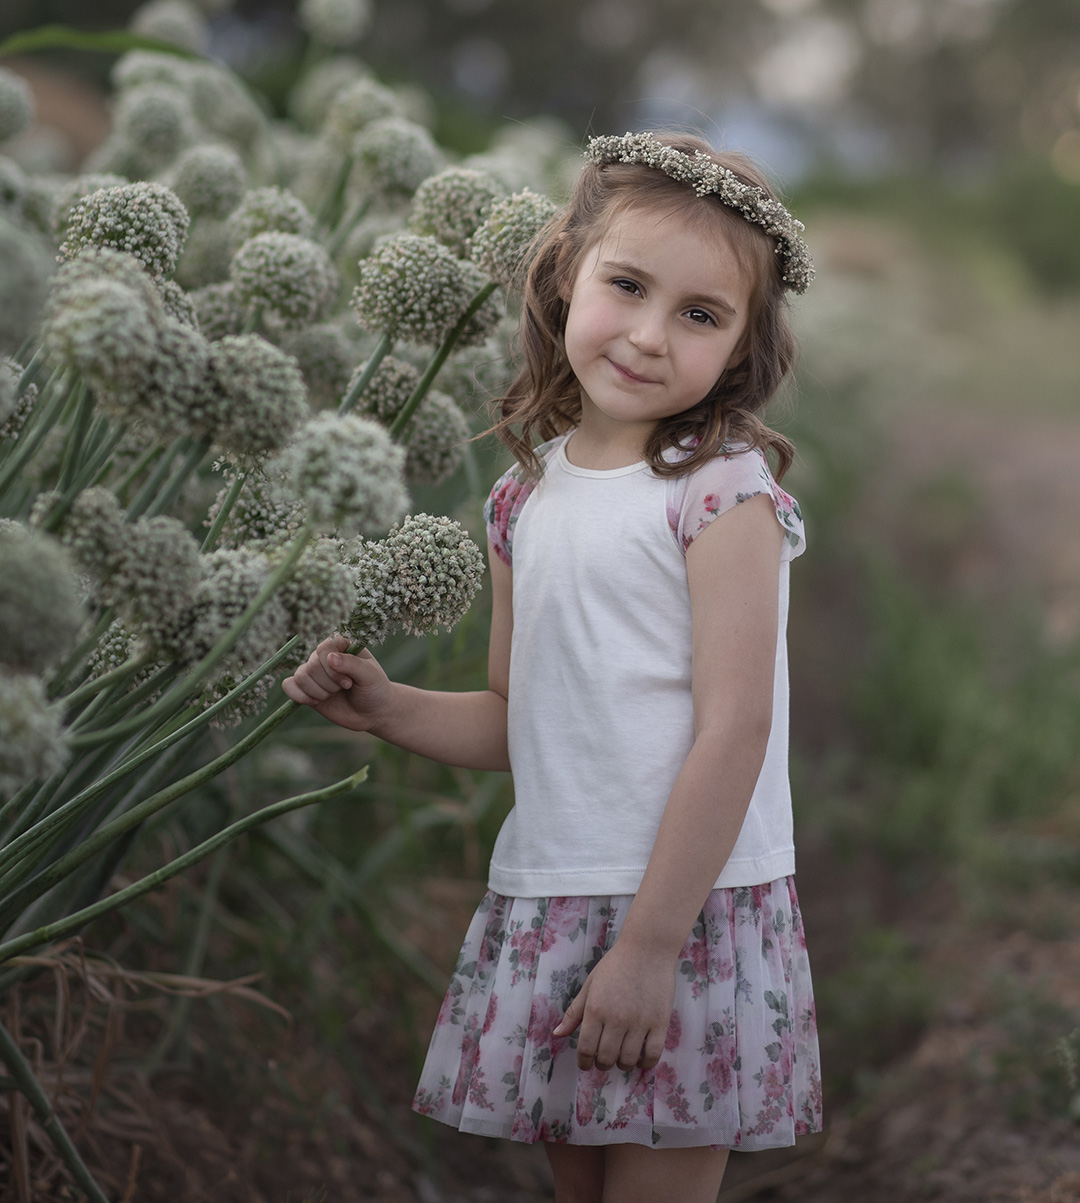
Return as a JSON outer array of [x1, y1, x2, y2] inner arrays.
[[584, 132, 814, 294]]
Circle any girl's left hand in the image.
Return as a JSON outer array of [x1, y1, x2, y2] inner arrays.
[[553, 941, 676, 1072]]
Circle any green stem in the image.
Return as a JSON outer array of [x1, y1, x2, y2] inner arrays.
[[61, 647, 155, 714], [201, 468, 246, 553], [316, 153, 355, 233], [46, 607, 116, 699], [14, 347, 44, 398], [0, 1022, 111, 1203], [80, 661, 179, 732], [54, 384, 93, 492], [39, 424, 127, 536], [338, 331, 393, 414], [389, 282, 498, 441], [0, 769, 367, 965], [141, 437, 211, 519], [70, 526, 314, 750], [327, 194, 372, 258], [124, 436, 186, 521], [113, 441, 162, 505], [0, 371, 74, 500]]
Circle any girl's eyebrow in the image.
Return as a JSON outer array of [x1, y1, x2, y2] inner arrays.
[[601, 259, 739, 318]]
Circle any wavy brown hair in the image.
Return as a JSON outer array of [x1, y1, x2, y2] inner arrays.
[[489, 132, 799, 480]]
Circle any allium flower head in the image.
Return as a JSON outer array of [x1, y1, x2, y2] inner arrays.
[[59, 182, 190, 281], [48, 246, 163, 317], [0, 527, 82, 673], [52, 173, 128, 239], [169, 143, 246, 220], [229, 232, 338, 330], [288, 55, 368, 131], [273, 536, 356, 650], [159, 278, 199, 328], [112, 85, 196, 171], [208, 470, 305, 548], [227, 186, 315, 251], [276, 412, 408, 536], [205, 334, 310, 457], [190, 282, 244, 340], [299, 0, 373, 48], [349, 355, 415, 423], [0, 671, 70, 799], [383, 513, 483, 635], [351, 234, 500, 347], [47, 487, 128, 590], [129, 0, 209, 54], [107, 316, 212, 438], [176, 217, 231, 289], [340, 537, 395, 646], [0, 359, 35, 442], [0, 213, 53, 355], [350, 117, 442, 202], [408, 167, 507, 258], [186, 546, 290, 674], [282, 322, 359, 408], [111, 49, 193, 93], [0, 68, 33, 145], [325, 78, 401, 141], [186, 62, 263, 149], [469, 189, 558, 288], [402, 391, 470, 486]]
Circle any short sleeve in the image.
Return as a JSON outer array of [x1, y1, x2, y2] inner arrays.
[[666, 446, 806, 561], [482, 436, 564, 566]]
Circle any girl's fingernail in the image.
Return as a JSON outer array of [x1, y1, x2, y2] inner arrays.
[[328, 653, 341, 669], [553, 1023, 564, 1036]]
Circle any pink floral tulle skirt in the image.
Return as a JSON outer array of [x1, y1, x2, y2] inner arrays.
[[412, 878, 822, 1150]]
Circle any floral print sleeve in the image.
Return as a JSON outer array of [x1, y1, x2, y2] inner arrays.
[[483, 436, 564, 567], [666, 446, 806, 561]]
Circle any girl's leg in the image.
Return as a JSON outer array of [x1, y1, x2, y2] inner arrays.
[[601, 1144, 730, 1203], [545, 1143, 605, 1203]]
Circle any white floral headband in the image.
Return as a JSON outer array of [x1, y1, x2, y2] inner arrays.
[[584, 132, 814, 294]]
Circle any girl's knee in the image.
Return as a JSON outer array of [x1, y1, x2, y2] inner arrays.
[[545, 1142, 605, 1203], [600, 1144, 729, 1203]]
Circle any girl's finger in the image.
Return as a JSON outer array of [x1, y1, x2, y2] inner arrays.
[[574, 1014, 602, 1071], [553, 991, 585, 1038], [616, 1028, 648, 1073], [592, 1024, 623, 1073], [639, 1027, 666, 1071]]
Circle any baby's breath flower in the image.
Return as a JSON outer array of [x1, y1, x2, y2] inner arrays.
[[351, 234, 500, 347], [0, 527, 82, 673], [469, 188, 559, 288], [409, 167, 507, 258], [281, 322, 359, 408], [324, 78, 401, 142], [350, 116, 442, 203], [0, 671, 70, 798], [340, 536, 395, 646], [159, 278, 200, 328], [176, 217, 232, 289], [0, 68, 33, 145], [186, 546, 290, 674], [129, 0, 209, 54], [208, 469, 306, 547], [230, 232, 338, 330], [276, 412, 408, 536], [189, 281, 244, 340], [227, 186, 315, 251], [169, 143, 246, 220], [0, 359, 36, 442], [402, 391, 470, 486], [352, 354, 418, 422], [51, 173, 128, 240], [112, 85, 196, 172], [383, 512, 483, 635], [59, 182, 190, 281], [288, 55, 368, 131], [272, 536, 356, 650], [299, 0, 373, 48], [111, 49, 192, 93], [206, 334, 310, 457]]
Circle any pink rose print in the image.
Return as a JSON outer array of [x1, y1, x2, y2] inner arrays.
[[706, 1054, 735, 1099], [527, 993, 568, 1055], [483, 992, 499, 1035], [665, 1009, 682, 1051], [539, 896, 586, 951]]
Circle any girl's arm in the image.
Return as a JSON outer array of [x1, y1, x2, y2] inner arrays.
[[281, 544, 514, 772], [554, 493, 784, 1071]]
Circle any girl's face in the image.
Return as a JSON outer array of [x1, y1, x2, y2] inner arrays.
[[563, 203, 753, 454]]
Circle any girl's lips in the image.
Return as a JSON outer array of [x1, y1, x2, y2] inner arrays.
[[607, 358, 656, 384]]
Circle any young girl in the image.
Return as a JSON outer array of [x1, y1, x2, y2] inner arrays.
[[283, 130, 821, 1203]]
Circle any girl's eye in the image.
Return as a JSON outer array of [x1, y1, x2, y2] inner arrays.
[[612, 278, 641, 295], [685, 308, 716, 327]]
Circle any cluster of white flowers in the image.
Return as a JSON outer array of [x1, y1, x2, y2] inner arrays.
[[226, 186, 315, 250], [409, 167, 507, 258], [299, 0, 373, 48], [383, 513, 484, 635], [469, 189, 560, 289], [230, 231, 339, 329], [0, 526, 82, 674], [59, 182, 190, 280], [168, 144, 247, 221], [129, 0, 209, 54], [0, 358, 36, 442], [0, 68, 34, 146], [0, 671, 70, 799], [350, 117, 442, 203], [207, 470, 306, 547], [205, 335, 311, 457]]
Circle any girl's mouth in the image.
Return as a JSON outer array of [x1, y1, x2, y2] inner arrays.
[[608, 358, 655, 384]]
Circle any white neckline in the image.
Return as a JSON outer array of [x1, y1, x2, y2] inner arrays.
[[555, 434, 648, 479]]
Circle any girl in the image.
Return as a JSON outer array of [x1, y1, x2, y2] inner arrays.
[[283, 130, 822, 1203]]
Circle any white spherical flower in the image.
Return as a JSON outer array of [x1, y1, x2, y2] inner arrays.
[[350, 117, 442, 202], [469, 188, 559, 289], [383, 513, 483, 635], [176, 217, 231, 289], [158, 278, 199, 329], [230, 232, 338, 330], [59, 182, 190, 281], [206, 334, 310, 457], [52, 173, 128, 240], [272, 536, 357, 650], [0, 527, 83, 673], [129, 0, 209, 54], [276, 412, 408, 536], [324, 78, 401, 142], [340, 537, 396, 646], [47, 488, 128, 598], [226, 186, 315, 251], [207, 470, 306, 548], [352, 355, 419, 422], [112, 85, 196, 172], [0, 671, 70, 799], [111, 49, 193, 93], [0, 213, 53, 355], [0, 68, 33, 145], [107, 316, 213, 439], [190, 281, 244, 340], [299, 0, 373, 48], [282, 322, 359, 408], [186, 62, 264, 149], [0, 358, 36, 442], [169, 144, 246, 221], [115, 515, 202, 656], [409, 167, 507, 258], [352, 234, 500, 347], [403, 391, 470, 486], [288, 55, 368, 132]]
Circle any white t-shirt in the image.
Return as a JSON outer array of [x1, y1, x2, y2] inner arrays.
[[483, 433, 806, 898]]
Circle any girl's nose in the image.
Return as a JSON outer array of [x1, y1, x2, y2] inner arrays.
[[627, 308, 667, 355]]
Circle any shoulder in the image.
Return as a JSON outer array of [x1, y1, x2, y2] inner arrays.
[[666, 444, 806, 561], [483, 434, 566, 567]]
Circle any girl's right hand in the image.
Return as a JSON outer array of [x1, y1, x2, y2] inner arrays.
[[282, 634, 394, 733]]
